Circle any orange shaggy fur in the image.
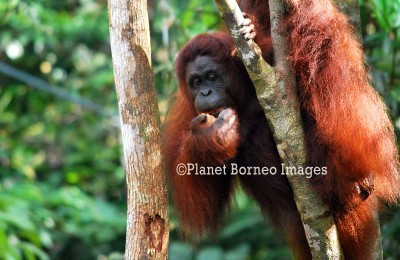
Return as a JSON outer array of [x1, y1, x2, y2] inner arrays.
[[164, 0, 400, 259]]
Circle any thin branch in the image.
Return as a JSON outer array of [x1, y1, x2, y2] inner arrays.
[[0, 61, 114, 117], [390, 27, 398, 92]]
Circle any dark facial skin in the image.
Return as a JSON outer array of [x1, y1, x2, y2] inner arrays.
[[186, 56, 233, 115]]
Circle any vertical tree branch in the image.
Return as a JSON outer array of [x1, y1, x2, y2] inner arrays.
[[108, 0, 169, 259], [268, 1, 343, 258], [213, 0, 343, 258]]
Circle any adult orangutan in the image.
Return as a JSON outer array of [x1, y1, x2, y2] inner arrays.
[[164, 0, 399, 259]]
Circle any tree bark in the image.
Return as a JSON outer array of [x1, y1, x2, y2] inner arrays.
[[213, 0, 343, 259], [108, 0, 169, 259]]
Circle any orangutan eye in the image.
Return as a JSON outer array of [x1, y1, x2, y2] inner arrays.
[[207, 72, 217, 81], [190, 76, 202, 88]]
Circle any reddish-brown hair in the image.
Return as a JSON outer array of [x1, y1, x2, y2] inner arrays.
[[165, 1, 399, 258]]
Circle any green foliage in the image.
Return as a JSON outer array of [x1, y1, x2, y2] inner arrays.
[[382, 209, 400, 259], [0, 0, 399, 259], [0, 0, 125, 258], [369, 0, 400, 32], [361, 0, 400, 121], [0, 180, 125, 259]]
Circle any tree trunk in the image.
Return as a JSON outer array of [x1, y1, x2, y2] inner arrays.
[[108, 0, 169, 259]]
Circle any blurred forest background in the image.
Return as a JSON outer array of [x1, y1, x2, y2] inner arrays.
[[0, 0, 399, 259]]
